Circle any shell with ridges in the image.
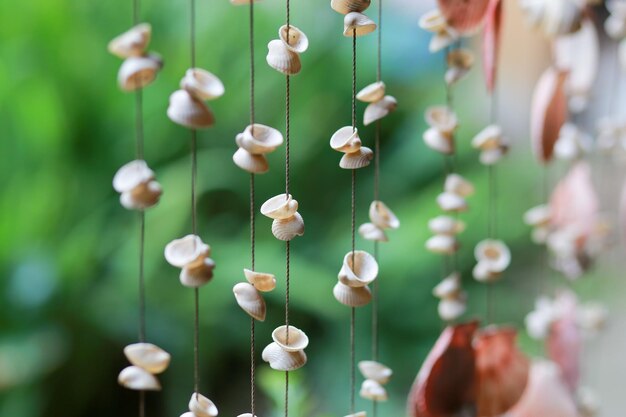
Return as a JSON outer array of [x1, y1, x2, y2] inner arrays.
[[124, 343, 171, 374], [108, 23, 152, 58], [233, 147, 269, 174], [233, 282, 266, 321], [261, 342, 307, 371], [357, 81, 386, 103], [364, 96, 397, 126], [343, 12, 377, 37], [369, 200, 400, 230], [360, 379, 388, 401], [333, 281, 372, 307], [358, 222, 388, 242], [237, 124, 284, 155], [339, 147, 373, 169], [279, 25, 309, 53], [261, 194, 298, 220], [358, 360, 393, 384], [243, 269, 276, 292], [330, 126, 362, 153], [423, 127, 454, 154], [272, 325, 309, 352], [118, 55, 162, 91], [180, 257, 216, 288], [113, 160, 155, 193], [331, 0, 371, 14], [189, 393, 218, 417], [266, 39, 301, 75], [338, 250, 379, 288], [165, 234, 210, 268], [118, 365, 161, 391], [271, 212, 305, 241], [167, 89, 215, 129]]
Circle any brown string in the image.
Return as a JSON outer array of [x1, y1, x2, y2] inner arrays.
[[250, 318, 256, 416], [376, 0, 382, 82], [352, 30, 357, 130], [284, 5, 291, 417], [350, 307, 356, 414], [249, 0, 255, 128], [350, 28, 358, 416]]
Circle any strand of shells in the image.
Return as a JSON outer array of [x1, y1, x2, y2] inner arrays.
[[164, 234, 216, 288], [233, 124, 284, 174], [432, 272, 467, 321], [262, 325, 309, 371], [418, 9, 459, 53], [113, 160, 163, 210], [422, 106, 458, 155], [358, 360, 392, 402], [358, 200, 400, 242], [471, 124, 510, 165], [167, 68, 225, 129], [333, 250, 379, 307], [118, 343, 171, 391], [232, 268, 277, 322], [266, 24, 309, 75], [260, 194, 305, 241]]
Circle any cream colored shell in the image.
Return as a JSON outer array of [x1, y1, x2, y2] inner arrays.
[[445, 48, 474, 86], [524, 204, 551, 227], [189, 393, 218, 417], [118, 365, 161, 391], [432, 272, 461, 299], [261, 194, 299, 219], [358, 360, 392, 384], [444, 174, 475, 197], [237, 124, 284, 155], [331, 0, 371, 15], [180, 257, 216, 288], [108, 23, 152, 58], [272, 325, 309, 352], [338, 250, 379, 288], [358, 222, 388, 242], [244, 269, 277, 292], [343, 12, 377, 37], [360, 379, 388, 401], [272, 212, 305, 241], [118, 55, 162, 91], [356, 81, 385, 103], [333, 281, 372, 307], [124, 343, 171, 374], [438, 296, 467, 321], [425, 106, 458, 134], [330, 126, 362, 153], [425, 234, 459, 255], [233, 282, 266, 321], [266, 39, 302, 75], [369, 200, 399, 230], [472, 124, 503, 150], [364, 96, 397, 126], [428, 216, 465, 235], [232, 147, 269, 174], [436, 192, 468, 212], [339, 147, 373, 169], [261, 342, 307, 371], [119, 180, 162, 211], [474, 239, 511, 273], [180, 68, 225, 101], [279, 25, 309, 54], [164, 234, 210, 268], [167, 89, 215, 129], [423, 127, 454, 155]]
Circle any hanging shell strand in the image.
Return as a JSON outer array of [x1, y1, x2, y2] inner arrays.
[[118, 343, 171, 391], [260, 194, 305, 241], [167, 69, 225, 129], [359, 360, 392, 402]]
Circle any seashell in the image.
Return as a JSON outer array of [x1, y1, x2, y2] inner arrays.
[[430, 28, 459, 53], [261, 194, 298, 219], [118, 365, 161, 391], [474, 239, 511, 273], [271, 212, 305, 241], [237, 124, 284, 155], [368, 200, 399, 230], [605, 8, 626, 39], [425, 234, 459, 255], [547, 290, 580, 393], [120, 180, 162, 210], [523, 204, 551, 227], [358, 360, 393, 384], [438, 296, 467, 321], [438, 0, 490, 34], [358, 222, 388, 242], [425, 106, 458, 134], [279, 25, 309, 54], [164, 234, 210, 268], [554, 123, 592, 161], [331, 0, 371, 15], [272, 325, 309, 352], [444, 173, 474, 197], [344, 412, 366, 417], [482, 0, 503, 93], [423, 127, 454, 154], [233, 282, 266, 321], [333, 281, 372, 307], [261, 342, 307, 371], [479, 145, 508, 165], [577, 387, 599, 417], [118, 55, 162, 91], [232, 147, 269, 174], [343, 12, 377, 37], [108, 23, 152, 58], [330, 126, 362, 153], [167, 89, 215, 129], [360, 379, 388, 401], [338, 250, 379, 288], [418, 9, 448, 33], [525, 296, 557, 340], [531, 226, 550, 244], [436, 192, 467, 212], [356, 81, 386, 103], [124, 343, 171, 374], [243, 269, 276, 292], [363, 96, 397, 126], [428, 216, 465, 235], [180, 68, 225, 101], [180, 257, 216, 288], [189, 393, 219, 417], [433, 272, 461, 298], [266, 39, 301, 75], [576, 302, 608, 333], [339, 147, 374, 169], [113, 160, 155, 193], [473, 260, 501, 283], [472, 124, 503, 151], [445, 48, 474, 85]]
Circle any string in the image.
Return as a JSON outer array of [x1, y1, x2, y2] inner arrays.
[[249, 0, 255, 128], [248, 1, 256, 411], [349, 27, 357, 417], [350, 307, 356, 414], [485, 75, 499, 324], [284, 3, 291, 417], [250, 318, 256, 417]]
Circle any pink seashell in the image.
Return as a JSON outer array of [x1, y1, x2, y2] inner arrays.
[[482, 0, 503, 93], [546, 290, 581, 393], [437, 0, 490, 34]]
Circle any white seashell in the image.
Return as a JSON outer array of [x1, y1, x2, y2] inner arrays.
[[180, 257, 216, 288], [438, 296, 467, 321], [333, 281, 372, 307], [279, 25, 309, 54], [419, 9, 448, 33], [444, 173, 475, 197], [577, 303, 609, 333], [368, 200, 399, 230], [189, 393, 218, 417], [330, 126, 362, 153], [237, 124, 284, 155], [433, 272, 461, 299], [425, 106, 458, 134], [360, 379, 388, 401], [445, 48, 474, 85], [331, 0, 371, 15], [243, 269, 276, 292], [266, 39, 302, 75], [108, 23, 152, 58], [261, 342, 307, 371], [113, 160, 155, 193], [120, 180, 162, 210], [233, 282, 266, 321], [358, 222, 388, 242], [423, 127, 454, 154], [272, 325, 309, 352], [124, 343, 171, 374], [428, 216, 465, 235], [343, 12, 377, 37], [261, 194, 298, 219], [180, 68, 225, 101], [164, 234, 210, 268], [167, 89, 215, 129], [356, 81, 386, 103], [358, 360, 393, 384], [232, 147, 269, 174], [436, 192, 468, 212], [531, 226, 550, 244], [271, 212, 305, 241], [523, 204, 551, 227], [118, 55, 161, 91], [429, 28, 459, 53], [554, 123, 592, 161], [479, 145, 508, 165], [339, 147, 374, 169], [473, 260, 501, 283], [118, 365, 161, 391], [425, 234, 459, 255], [363, 96, 397, 126], [472, 125, 503, 150], [605, 11, 626, 39], [474, 239, 511, 273], [338, 250, 379, 288]]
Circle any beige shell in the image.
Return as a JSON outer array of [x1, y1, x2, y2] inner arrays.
[[180, 68, 225, 101], [343, 12, 377, 37], [360, 379, 388, 401], [118, 365, 161, 391], [237, 124, 284, 155], [480, 145, 508, 166], [363, 96, 397, 126], [333, 281, 372, 307], [436, 192, 468, 212], [272, 325, 309, 352], [531, 226, 550, 244], [180, 258, 216, 288], [524, 204, 551, 227], [118, 55, 161, 91], [113, 160, 155, 193], [339, 147, 374, 169], [425, 234, 459, 255], [243, 269, 276, 292], [279, 25, 309, 54], [423, 127, 454, 155], [433, 272, 462, 299], [266, 39, 301, 75], [430, 29, 459, 53], [124, 343, 171, 374], [369, 200, 399, 230], [356, 81, 386, 103], [330, 126, 362, 153], [189, 393, 218, 417], [428, 215, 465, 235], [445, 48, 474, 85], [418, 9, 447, 33], [473, 260, 501, 283], [475, 239, 511, 273], [358, 360, 393, 384], [233, 282, 266, 321], [164, 234, 210, 268], [338, 250, 379, 288], [272, 212, 305, 241], [120, 180, 162, 210], [425, 106, 458, 134], [233, 147, 269, 174], [438, 296, 467, 321], [472, 124, 503, 150], [444, 174, 475, 197], [261, 342, 307, 371], [261, 194, 298, 220], [167, 89, 215, 129], [605, 10, 626, 39], [108, 23, 152, 58], [358, 222, 388, 242], [331, 0, 371, 15]]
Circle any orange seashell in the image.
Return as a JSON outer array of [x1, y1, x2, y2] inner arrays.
[[437, 0, 490, 34], [530, 67, 568, 163], [482, 0, 503, 93], [474, 327, 530, 416], [407, 321, 478, 417], [546, 290, 580, 393]]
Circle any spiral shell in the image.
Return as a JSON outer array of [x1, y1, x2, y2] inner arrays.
[[108, 23, 151, 58], [444, 173, 475, 197], [262, 342, 307, 371], [358, 360, 393, 384], [271, 212, 305, 241], [167, 89, 215, 129], [364, 96, 397, 126], [180, 257, 216, 288], [369, 200, 399, 230], [118, 55, 162, 91], [333, 281, 372, 307], [436, 192, 468, 212], [118, 366, 161, 391], [279, 25, 309, 54], [358, 222, 388, 242], [272, 325, 309, 352], [330, 126, 362, 153], [124, 343, 171, 374], [243, 269, 276, 292], [339, 147, 374, 169], [189, 393, 218, 417], [357, 81, 385, 103], [338, 250, 379, 288], [266, 39, 302, 75], [237, 124, 284, 155], [343, 12, 377, 37], [180, 68, 225, 101], [423, 127, 454, 154], [426, 234, 459, 255], [233, 147, 269, 174], [428, 216, 465, 235], [360, 379, 388, 401], [233, 282, 266, 321], [331, 0, 371, 14], [261, 194, 298, 219]]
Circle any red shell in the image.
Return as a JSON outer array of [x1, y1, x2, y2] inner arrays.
[[437, 0, 490, 34], [546, 291, 581, 393], [482, 0, 503, 93]]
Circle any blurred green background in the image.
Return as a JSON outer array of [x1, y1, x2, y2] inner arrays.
[[0, 0, 621, 416]]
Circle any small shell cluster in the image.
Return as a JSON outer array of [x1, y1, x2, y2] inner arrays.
[[167, 69, 225, 129], [432, 272, 467, 321], [357, 83, 398, 126], [423, 106, 458, 155], [445, 48, 474, 86], [331, 0, 377, 37], [108, 24, 163, 91], [164, 234, 216, 288], [233, 124, 284, 174], [262, 325, 309, 371], [260, 194, 305, 241], [333, 250, 379, 307], [118, 343, 170, 391], [358, 200, 400, 242], [471, 124, 509, 165], [472, 239, 511, 283], [523, 204, 552, 244], [266, 25, 309, 75], [113, 160, 162, 210], [358, 360, 392, 402], [418, 9, 459, 53], [232, 268, 277, 321], [329, 126, 374, 169], [518, 0, 584, 37], [182, 392, 219, 417]]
